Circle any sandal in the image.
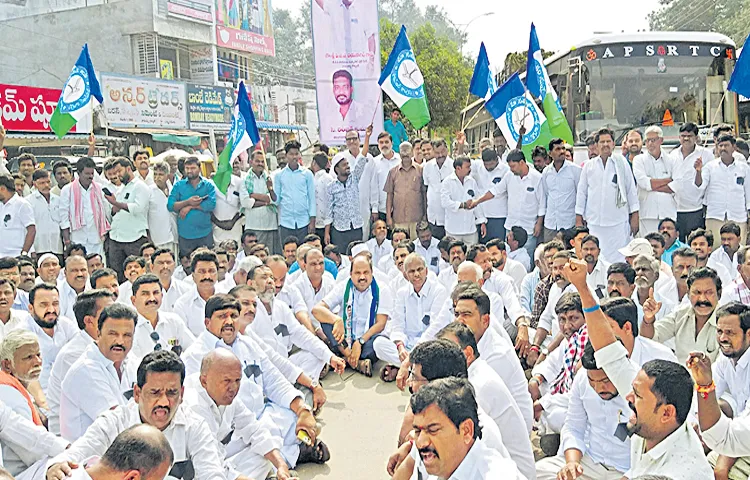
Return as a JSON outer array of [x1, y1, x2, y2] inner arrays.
[[319, 363, 331, 381], [298, 440, 331, 464], [356, 359, 372, 377], [380, 365, 398, 383]]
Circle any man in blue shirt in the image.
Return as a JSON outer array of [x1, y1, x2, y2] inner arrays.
[[275, 140, 316, 242], [659, 217, 687, 266], [167, 156, 216, 258], [383, 108, 408, 154]]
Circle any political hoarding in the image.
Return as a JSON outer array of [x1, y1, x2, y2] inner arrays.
[[0, 83, 84, 133], [101, 73, 188, 129], [215, 0, 276, 57], [311, 0, 383, 145]]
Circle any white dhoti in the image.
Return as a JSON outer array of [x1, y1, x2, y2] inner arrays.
[[225, 438, 274, 480], [373, 336, 400, 366], [213, 221, 245, 245], [638, 218, 660, 238], [588, 222, 631, 263], [79, 240, 105, 259], [535, 453, 624, 480], [288, 349, 327, 383], [258, 402, 300, 467], [538, 391, 570, 435]]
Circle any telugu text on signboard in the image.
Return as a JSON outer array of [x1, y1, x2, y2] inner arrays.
[[101, 73, 188, 129], [0, 83, 83, 132], [187, 84, 235, 130], [215, 0, 276, 57]]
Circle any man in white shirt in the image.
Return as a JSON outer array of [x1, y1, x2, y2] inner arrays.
[[535, 340, 629, 480], [657, 246, 697, 308], [59, 303, 137, 442], [129, 274, 195, 364], [575, 127, 640, 262], [689, 228, 734, 287], [471, 148, 510, 242], [132, 150, 154, 186], [0, 174, 35, 258], [28, 169, 62, 256], [59, 157, 109, 257], [438, 239, 465, 291], [211, 166, 244, 248], [374, 254, 446, 381], [147, 161, 178, 254], [47, 289, 114, 435], [698, 134, 750, 246], [266, 253, 320, 335], [21, 283, 78, 391], [150, 247, 188, 314], [0, 329, 43, 422], [312, 255, 393, 377], [366, 219, 392, 267], [90, 268, 119, 299], [582, 234, 611, 300], [290, 249, 336, 337], [240, 151, 279, 254], [722, 246, 750, 306], [631, 255, 675, 329], [311, 153, 333, 240], [437, 324, 536, 479], [101, 157, 150, 284], [173, 250, 224, 336], [36, 253, 61, 285], [539, 138, 582, 242], [711, 222, 742, 276], [180, 295, 324, 469], [410, 377, 526, 479], [423, 138, 453, 240], [0, 279, 30, 342], [533, 249, 577, 346], [413, 221, 444, 275], [565, 257, 713, 480], [673, 122, 711, 241], [373, 131, 401, 221], [632, 125, 678, 235], [116, 255, 145, 307], [184, 349, 295, 480], [440, 157, 486, 246], [46, 350, 227, 480], [475, 149, 543, 260]]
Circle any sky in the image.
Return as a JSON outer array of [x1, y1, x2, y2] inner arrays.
[[273, 0, 663, 66]]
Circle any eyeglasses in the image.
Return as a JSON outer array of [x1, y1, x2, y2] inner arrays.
[[150, 331, 182, 356], [345, 137, 358, 142]]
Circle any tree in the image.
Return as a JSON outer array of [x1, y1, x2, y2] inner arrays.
[[380, 18, 473, 133], [500, 50, 555, 83], [648, 0, 749, 48]]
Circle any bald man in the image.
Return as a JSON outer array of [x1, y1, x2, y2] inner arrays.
[[184, 349, 297, 480]]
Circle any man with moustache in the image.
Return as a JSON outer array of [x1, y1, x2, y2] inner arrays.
[[373, 132, 401, 222], [711, 222, 743, 276], [184, 349, 297, 480], [181, 295, 326, 468], [150, 248, 189, 314], [46, 350, 226, 480], [631, 255, 675, 328], [325, 137, 373, 248], [0, 278, 31, 342], [290, 249, 336, 340], [581, 234, 610, 300], [90, 268, 120, 299], [129, 274, 194, 364], [657, 246, 698, 308], [173, 250, 226, 336], [486, 238, 526, 289], [437, 239, 465, 291], [470, 148, 510, 242], [57, 255, 89, 321], [36, 254, 61, 286], [533, 250, 580, 347], [689, 228, 733, 287], [564, 257, 713, 479], [20, 283, 78, 391], [59, 303, 138, 441], [167, 156, 217, 259], [47, 289, 114, 435], [28, 169, 63, 258]]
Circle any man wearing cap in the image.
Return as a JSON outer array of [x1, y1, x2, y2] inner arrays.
[[36, 254, 62, 285], [325, 128, 373, 249]]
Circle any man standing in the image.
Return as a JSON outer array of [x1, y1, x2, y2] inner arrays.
[[373, 132, 401, 223], [632, 126, 677, 236], [698, 134, 750, 245], [311, 153, 333, 240], [103, 158, 150, 284], [241, 150, 279, 254], [132, 150, 154, 186], [623, 129, 643, 164], [423, 138, 453, 239], [325, 130, 373, 249], [576, 128, 640, 262], [673, 122, 711, 240], [211, 154, 245, 248], [275, 140, 316, 241], [539, 138, 582, 243], [60, 158, 109, 257], [51, 160, 73, 196], [147, 161, 177, 255], [28, 169, 62, 257], [0, 175, 35, 258], [335, 129, 377, 242], [59, 303, 137, 441], [167, 156, 217, 258], [440, 157, 486, 246], [384, 142, 425, 239], [15, 153, 35, 197], [471, 148, 510, 242], [384, 108, 408, 153]]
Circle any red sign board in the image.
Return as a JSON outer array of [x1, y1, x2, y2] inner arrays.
[[0, 83, 80, 133], [216, 25, 276, 57]]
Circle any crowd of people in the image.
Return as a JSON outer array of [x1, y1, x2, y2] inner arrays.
[[2, 109, 750, 479]]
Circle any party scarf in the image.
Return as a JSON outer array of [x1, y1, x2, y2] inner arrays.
[[243, 170, 276, 213], [551, 324, 588, 395], [342, 277, 379, 346]]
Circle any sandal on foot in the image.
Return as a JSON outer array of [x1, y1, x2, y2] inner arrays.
[[298, 440, 331, 464], [356, 359, 372, 377], [319, 363, 331, 380], [380, 365, 399, 382]]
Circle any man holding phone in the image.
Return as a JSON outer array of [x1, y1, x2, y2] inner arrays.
[[167, 156, 217, 259]]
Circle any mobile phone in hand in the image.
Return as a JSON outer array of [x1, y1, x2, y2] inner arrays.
[[102, 187, 112, 196]]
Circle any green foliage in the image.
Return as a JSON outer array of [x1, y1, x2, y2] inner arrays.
[[380, 18, 473, 133], [648, 0, 749, 48], [500, 49, 555, 83]]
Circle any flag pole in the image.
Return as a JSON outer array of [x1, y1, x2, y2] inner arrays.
[[459, 92, 471, 131], [702, 89, 729, 148], [461, 102, 484, 133], [370, 94, 382, 128]]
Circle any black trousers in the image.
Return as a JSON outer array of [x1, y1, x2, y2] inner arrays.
[[108, 236, 148, 284], [331, 227, 363, 253], [676, 209, 705, 242]]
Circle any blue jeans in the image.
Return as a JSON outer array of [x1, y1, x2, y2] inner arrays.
[[321, 323, 379, 363]]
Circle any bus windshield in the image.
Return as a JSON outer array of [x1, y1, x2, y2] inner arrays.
[[571, 42, 735, 144]]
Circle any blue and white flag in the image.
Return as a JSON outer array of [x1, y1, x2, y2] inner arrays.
[[729, 36, 750, 99], [485, 73, 552, 160], [469, 42, 497, 100], [50, 44, 103, 138], [215, 81, 260, 194]]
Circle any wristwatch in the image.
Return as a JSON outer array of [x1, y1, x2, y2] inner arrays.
[[358, 337, 366, 346], [541, 347, 550, 356], [20, 251, 28, 256], [310, 379, 320, 389]]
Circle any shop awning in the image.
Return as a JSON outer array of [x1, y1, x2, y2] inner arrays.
[[257, 121, 307, 131], [109, 128, 206, 147], [4, 133, 123, 146]]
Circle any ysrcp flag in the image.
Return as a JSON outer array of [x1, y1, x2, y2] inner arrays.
[[728, 34, 750, 99], [525, 23, 574, 144], [469, 42, 497, 100], [215, 81, 260, 195], [50, 44, 102, 138], [379, 25, 430, 129], [485, 73, 553, 160]]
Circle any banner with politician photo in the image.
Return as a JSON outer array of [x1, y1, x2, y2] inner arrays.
[[312, 0, 383, 144]]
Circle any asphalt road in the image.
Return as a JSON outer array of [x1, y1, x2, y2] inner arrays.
[[295, 369, 410, 479]]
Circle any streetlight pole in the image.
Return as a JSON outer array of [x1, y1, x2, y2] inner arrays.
[[451, 11, 495, 56]]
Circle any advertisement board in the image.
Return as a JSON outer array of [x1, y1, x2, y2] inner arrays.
[[215, 0, 276, 57], [101, 74, 188, 129], [187, 84, 235, 130], [311, 0, 382, 144], [167, 0, 213, 23], [0, 83, 84, 132]]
